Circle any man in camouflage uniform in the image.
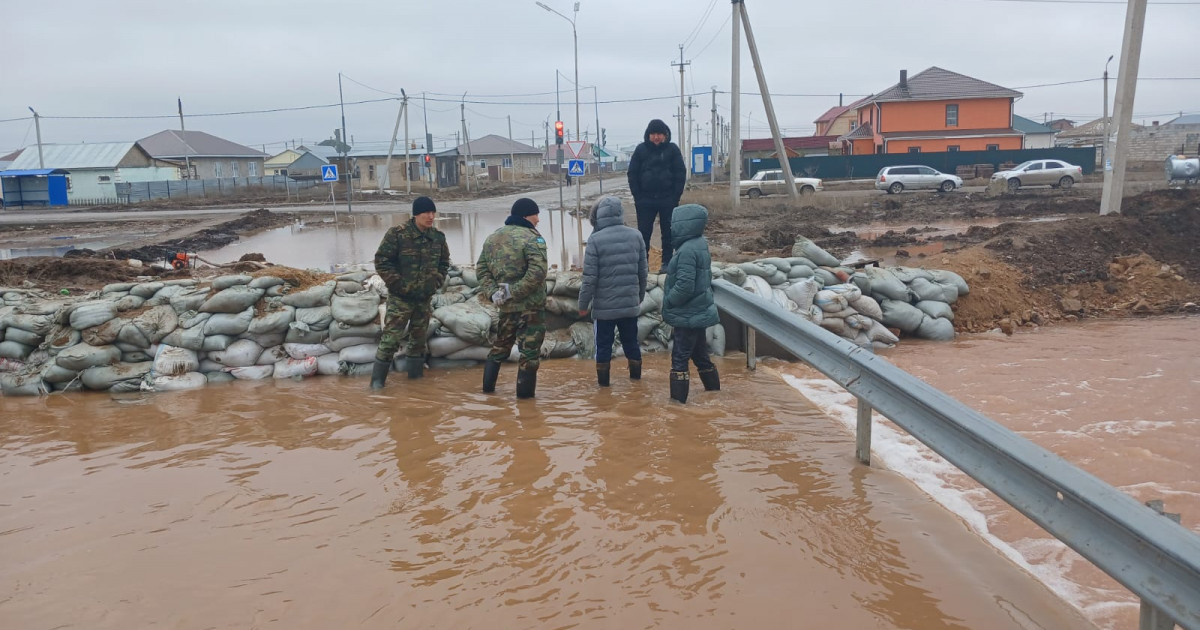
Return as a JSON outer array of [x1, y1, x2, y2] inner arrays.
[[370, 196, 450, 390], [477, 197, 548, 399]]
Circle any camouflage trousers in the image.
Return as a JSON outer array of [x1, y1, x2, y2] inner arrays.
[[376, 295, 433, 361], [488, 309, 546, 371]]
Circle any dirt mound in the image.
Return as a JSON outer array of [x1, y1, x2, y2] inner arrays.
[[63, 208, 295, 264], [0, 257, 150, 292]]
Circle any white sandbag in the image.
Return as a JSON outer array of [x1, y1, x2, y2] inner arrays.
[[256, 345, 289, 366], [80, 361, 153, 391], [328, 321, 381, 342], [178, 310, 211, 329], [4, 312, 53, 337], [791, 237, 840, 267], [127, 305, 178, 346], [151, 372, 208, 391], [0, 357, 25, 373], [738, 262, 774, 280], [205, 371, 236, 384], [460, 268, 479, 288], [55, 343, 121, 371], [638, 287, 664, 316], [930, 269, 970, 296], [316, 353, 343, 375], [337, 361, 374, 377], [812, 268, 838, 287], [0, 372, 47, 396], [198, 359, 225, 373], [203, 307, 254, 337], [229, 364, 274, 380], [549, 271, 583, 297], [161, 325, 206, 351], [815, 290, 849, 313], [540, 328, 578, 359], [446, 345, 493, 361], [46, 328, 80, 356], [865, 267, 909, 301], [545, 296, 580, 317], [637, 313, 662, 343], [769, 288, 795, 311], [741, 275, 772, 297], [123, 350, 155, 363], [936, 281, 960, 305], [4, 326, 42, 347], [787, 265, 815, 279], [338, 343, 378, 364], [331, 291, 381, 326], [720, 265, 747, 285], [239, 332, 285, 349], [908, 277, 947, 303], [274, 357, 318, 379], [281, 282, 335, 308], [326, 335, 378, 352], [248, 303, 295, 335], [294, 306, 333, 331], [129, 282, 165, 299], [199, 285, 263, 314], [845, 314, 874, 331], [81, 317, 126, 346], [819, 317, 846, 336], [249, 275, 285, 289], [880, 299, 925, 334], [284, 324, 326, 345], [915, 300, 955, 321], [756, 257, 792, 273], [283, 343, 331, 359], [431, 291, 468, 310], [208, 339, 264, 367], [169, 288, 211, 313], [850, 295, 884, 321], [116, 322, 150, 349], [851, 272, 872, 296], [569, 321, 595, 359], [915, 316, 956, 341], [153, 346, 199, 376], [68, 301, 118, 330], [211, 274, 253, 290], [433, 301, 494, 346], [114, 295, 145, 312], [40, 362, 79, 383], [889, 266, 934, 283], [706, 324, 726, 357], [786, 256, 818, 270], [427, 335, 473, 358], [866, 320, 900, 345], [102, 282, 137, 294], [823, 283, 863, 302], [782, 278, 820, 312]]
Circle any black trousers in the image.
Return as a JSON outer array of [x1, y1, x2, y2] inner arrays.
[[671, 327, 715, 373], [635, 199, 675, 268]]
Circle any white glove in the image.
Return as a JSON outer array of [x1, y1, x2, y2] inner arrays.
[[491, 283, 511, 305]]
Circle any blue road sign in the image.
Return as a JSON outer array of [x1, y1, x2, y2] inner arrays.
[[567, 159, 585, 177], [321, 164, 339, 182]]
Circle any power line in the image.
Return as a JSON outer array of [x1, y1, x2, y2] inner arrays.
[[682, 0, 720, 51]]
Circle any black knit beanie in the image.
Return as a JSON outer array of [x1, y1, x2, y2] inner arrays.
[[511, 198, 540, 217], [412, 196, 437, 215]]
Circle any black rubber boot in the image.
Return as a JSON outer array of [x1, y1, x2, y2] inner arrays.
[[596, 362, 610, 387], [369, 359, 391, 391], [516, 367, 538, 399], [406, 355, 424, 379], [628, 359, 642, 380], [698, 366, 720, 391], [669, 370, 689, 404], [482, 359, 501, 393]]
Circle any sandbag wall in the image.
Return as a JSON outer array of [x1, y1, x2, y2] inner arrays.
[[711, 236, 969, 348]]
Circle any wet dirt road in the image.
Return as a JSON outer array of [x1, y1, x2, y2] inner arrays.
[[0, 355, 1093, 629]]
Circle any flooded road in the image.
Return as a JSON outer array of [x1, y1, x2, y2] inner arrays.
[[1, 356, 1092, 629], [780, 315, 1200, 630]]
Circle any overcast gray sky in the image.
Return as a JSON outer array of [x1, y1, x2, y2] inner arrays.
[[3, 0, 1198, 157]]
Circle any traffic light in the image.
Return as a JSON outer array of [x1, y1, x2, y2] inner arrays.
[[424, 154, 431, 165], [554, 120, 564, 145]]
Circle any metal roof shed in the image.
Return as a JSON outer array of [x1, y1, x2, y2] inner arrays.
[[1, 169, 70, 208]]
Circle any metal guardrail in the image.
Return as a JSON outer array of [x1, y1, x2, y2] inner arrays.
[[712, 279, 1200, 629]]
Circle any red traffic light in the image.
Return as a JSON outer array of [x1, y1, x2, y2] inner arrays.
[[423, 154, 431, 164], [554, 120, 564, 144]]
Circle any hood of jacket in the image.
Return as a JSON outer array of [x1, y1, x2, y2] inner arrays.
[[670, 204, 708, 248], [643, 119, 672, 144], [591, 196, 625, 231]]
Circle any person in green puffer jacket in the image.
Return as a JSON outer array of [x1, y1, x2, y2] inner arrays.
[[662, 203, 721, 403], [477, 198, 549, 399], [370, 196, 450, 390]]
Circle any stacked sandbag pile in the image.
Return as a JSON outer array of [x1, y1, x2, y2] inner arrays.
[[711, 236, 968, 348]]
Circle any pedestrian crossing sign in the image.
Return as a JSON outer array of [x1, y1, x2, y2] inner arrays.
[[568, 159, 584, 177], [321, 164, 339, 182]]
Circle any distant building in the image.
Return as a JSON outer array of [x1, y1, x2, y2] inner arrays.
[[6, 142, 179, 203], [1046, 119, 1076, 132], [1013, 115, 1056, 149], [139, 130, 266, 179], [740, 136, 840, 161]]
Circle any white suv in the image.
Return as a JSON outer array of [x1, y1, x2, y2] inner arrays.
[[875, 165, 962, 194]]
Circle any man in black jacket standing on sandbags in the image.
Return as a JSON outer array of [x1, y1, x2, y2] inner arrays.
[[627, 119, 686, 271]]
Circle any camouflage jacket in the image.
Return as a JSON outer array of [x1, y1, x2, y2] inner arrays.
[[373, 218, 450, 300], [477, 221, 548, 313]]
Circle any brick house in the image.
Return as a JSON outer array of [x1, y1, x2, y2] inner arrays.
[[840, 67, 1024, 155]]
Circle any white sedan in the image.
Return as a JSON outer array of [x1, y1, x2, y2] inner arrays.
[[991, 160, 1083, 191]]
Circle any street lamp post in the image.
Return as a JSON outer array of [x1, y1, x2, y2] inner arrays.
[[1102, 54, 1114, 172], [537, 1, 583, 267]]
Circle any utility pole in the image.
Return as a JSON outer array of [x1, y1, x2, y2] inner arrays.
[[1102, 55, 1114, 173], [1100, 0, 1148, 216], [403, 91, 411, 195], [672, 45, 691, 183], [593, 86, 602, 193], [27, 107, 44, 169], [423, 93, 434, 190], [383, 92, 406, 193], [461, 93, 473, 193], [177, 98, 191, 179], [507, 115, 515, 184], [729, 1, 742, 208], [711, 87, 718, 184], [338, 72, 353, 213], [738, 0, 798, 200]]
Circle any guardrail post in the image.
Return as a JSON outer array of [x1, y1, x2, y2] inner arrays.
[[855, 397, 872, 466], [745, 327, 757, 370], [1140, 499, 1182, 630]]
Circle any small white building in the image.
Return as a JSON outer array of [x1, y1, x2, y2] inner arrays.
[[1013, 115, 1056, 149], [7, 142, 180, 203], [139, 130, 266, 179]]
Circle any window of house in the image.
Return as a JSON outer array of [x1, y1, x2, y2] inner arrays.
[[947, 145, 960, 152], [65, 176, 72, 190], [503, 157, 512, 168], [368, 164, 376, 180], [231, 161, 239, 177], [248, 162, 258, 177], [98, 175, 111, 182], [849, 121, 857, 131], [986, 144, 999, 151], [214, 162, 223, 178], [908, 147, 921, 153], [946, 104, 959, 127]]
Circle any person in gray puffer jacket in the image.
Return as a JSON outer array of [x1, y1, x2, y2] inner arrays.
[[577, 196, 648, 386]]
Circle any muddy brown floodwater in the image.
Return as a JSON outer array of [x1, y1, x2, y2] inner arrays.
[[1, 355, 1093, 629]]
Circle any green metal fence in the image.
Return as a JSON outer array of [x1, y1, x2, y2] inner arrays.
[[748, 147, 1098, 181]]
